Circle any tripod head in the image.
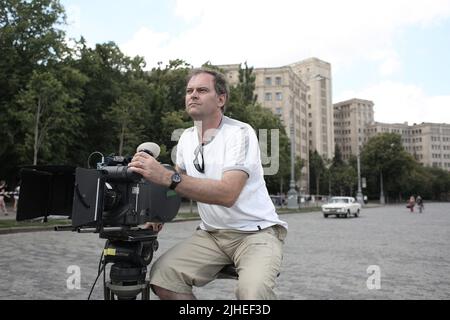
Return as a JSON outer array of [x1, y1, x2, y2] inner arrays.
[[100, 228, 159, 300]]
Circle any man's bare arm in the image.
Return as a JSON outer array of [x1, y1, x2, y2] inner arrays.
[[174, 170, 248, 208]]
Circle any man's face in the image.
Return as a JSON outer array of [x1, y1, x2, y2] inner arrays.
[[185, 73, 225, 120]]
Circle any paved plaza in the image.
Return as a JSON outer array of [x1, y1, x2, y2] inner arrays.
[[0, 202, 449, 300]]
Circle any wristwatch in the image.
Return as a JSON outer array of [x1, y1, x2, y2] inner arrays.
[[169, 172, 182, 190]]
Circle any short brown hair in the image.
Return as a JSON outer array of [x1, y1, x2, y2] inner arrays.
[[186, 68, 229, 113]]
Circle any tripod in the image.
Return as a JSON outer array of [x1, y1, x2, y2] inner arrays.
[[99, 229, 158, 300]]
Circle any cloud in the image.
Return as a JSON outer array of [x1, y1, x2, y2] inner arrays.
[[368, 50, 403, 76], [120, 0, 450, 69], [337, 81, 450, 124], [65, 5, 82, 30], [121, 27, 171, 65]]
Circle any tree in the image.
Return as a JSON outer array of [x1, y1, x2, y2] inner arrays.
[[335, 165, 357, 196], [69, 41, 148, 161], [145, 59, 192, 154], [0, 0, 66, 107], [0, 0, 68, 176], [309, 150, 325, 195], [361, 133, 415, 202], [427, 167, 450, 201], [105, 92, 145, 156], [235, 62, 257, 105], [332, 144, 344, 167], [17, 69, 84, 164], [295, 156, 305, 186]]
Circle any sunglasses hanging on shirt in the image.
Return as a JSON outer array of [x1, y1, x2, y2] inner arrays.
[[193, 143, 205, 173]]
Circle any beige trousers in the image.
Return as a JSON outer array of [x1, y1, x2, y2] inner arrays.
[[149, 224, 286, 300]]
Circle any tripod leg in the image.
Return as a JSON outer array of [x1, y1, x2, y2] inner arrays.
[[142, 282, 150, 300], [104, 284, 110, 300], [104, 283, 115, 300]]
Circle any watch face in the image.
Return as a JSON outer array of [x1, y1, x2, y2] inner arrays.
[[173, 173, 181, 183]]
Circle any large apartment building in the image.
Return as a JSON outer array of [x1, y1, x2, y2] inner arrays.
[[332, 97, 450, 172], [365, 122, 450, 171], [333, 99, 375, 160], [289, 58, 334, 160], [219, 63, 310, 193]]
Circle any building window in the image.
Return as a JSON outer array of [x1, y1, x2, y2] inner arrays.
[[276, 107, 282, 114], [275, 77, 282, 85], [265, 93, 272, 101], [276, 92, 283, 101], [265, 77, 272, 85]]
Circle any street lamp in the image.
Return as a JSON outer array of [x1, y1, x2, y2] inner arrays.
[[325, 160, 332, 199], [356, 147, 364, 205], [379, 170, 385, 205], [287, 109, 298, 209]]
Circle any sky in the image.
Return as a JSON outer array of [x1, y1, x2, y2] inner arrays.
[[60, 0, 450, 125]]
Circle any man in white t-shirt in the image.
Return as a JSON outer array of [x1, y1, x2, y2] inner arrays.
[[129, 68, 287, 300]]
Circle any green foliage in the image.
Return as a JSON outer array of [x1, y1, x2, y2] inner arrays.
[[16, 70, 83, 164], [309, 150, 325, 195], [145, 60, 192, 158], [0, 0, 68, 174], [361, 133, 431, 202], [104, 91, 145, 156]]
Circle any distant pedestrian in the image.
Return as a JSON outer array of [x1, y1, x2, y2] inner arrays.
[[13, 184, 20, 211], [408, 195, 415, 213], [416, 195, 424, 213], [0, 180, 9, 215]]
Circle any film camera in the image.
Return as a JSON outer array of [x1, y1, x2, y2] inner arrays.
[[16, 142, 181, 300]]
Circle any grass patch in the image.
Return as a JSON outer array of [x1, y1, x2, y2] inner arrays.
[[0, 219, 71, 229], [175, 211, 200, 220], [277, 206, 322, 214]]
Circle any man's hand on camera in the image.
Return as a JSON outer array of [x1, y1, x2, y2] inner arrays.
[[128, 151, 172, 186], [142, 222, 164, 233]]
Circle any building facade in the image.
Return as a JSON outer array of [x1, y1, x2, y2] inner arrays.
[[365, 122, 450, 171], [289, 58, 334, 160], [333, 99, 375, 160]]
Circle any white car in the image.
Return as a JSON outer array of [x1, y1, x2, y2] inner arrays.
[[321, 196, 361, 218]]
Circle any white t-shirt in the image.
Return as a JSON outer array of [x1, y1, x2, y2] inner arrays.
[[176, 116, 288, 232]]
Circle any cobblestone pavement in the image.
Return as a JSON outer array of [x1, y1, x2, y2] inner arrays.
[[0, 203, 449, 300]]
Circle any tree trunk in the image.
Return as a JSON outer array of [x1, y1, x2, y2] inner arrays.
[[33, 97, 41, 165], [119, 122, 125, 156], [316, 174, 320, 196]]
